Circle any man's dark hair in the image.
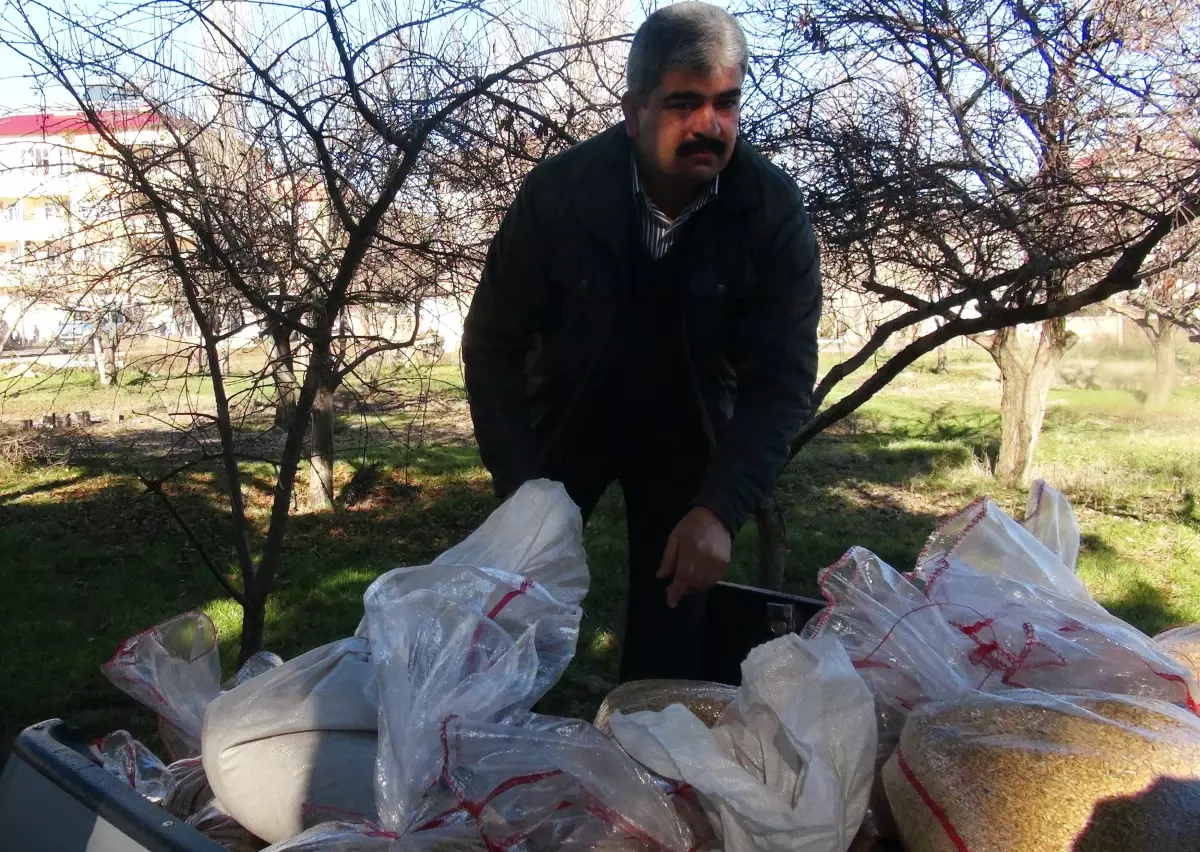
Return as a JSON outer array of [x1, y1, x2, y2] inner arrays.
[[625, 2, 749, 99]]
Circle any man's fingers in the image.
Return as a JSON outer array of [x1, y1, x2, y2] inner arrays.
[[667, 551, 695, 609], [656, 530, 680, 580]]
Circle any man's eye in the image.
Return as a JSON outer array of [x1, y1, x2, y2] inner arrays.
[[666, 101, 696, 111], [715, 98, 740, 111]]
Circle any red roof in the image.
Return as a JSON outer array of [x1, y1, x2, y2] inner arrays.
[[0, 110, 161, 138]]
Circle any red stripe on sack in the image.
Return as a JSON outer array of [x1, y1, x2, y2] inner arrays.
[[487, 578, 534, 620], [414, 805, 466, 832], [956, 619, 994, 637], [896, 748, 970, 852], [582, 800, 677, 852], [477, 769, 565, 812], [853, 659, 892, 670], [1152, 670, 1199, 713]]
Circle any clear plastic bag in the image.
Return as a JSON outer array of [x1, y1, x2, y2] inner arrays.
[[366, 589, 544, 834], [259, 820, 481, 852], [359, 481, 587, 705], [441, 712, 698, 852], [187, 801, 268, 852], [355, 479, 588, 639], [593, 680, 736, 735], [102, 611, 221, 759], [430, 478, 589, 608], [93, 730, 175, 803], [882, 690, 1200, 852], [362, 563, 582, 703], [1021, 479, 1081, 571], [258, 821, 393, 852], [223, 650, 286, 691], [202, 637, 380, 844], [808, 545, 1198, 725], [914, 489, 1092, 606], [610, 634, 877, 852], [163, 756, 214, 819], [1155, 624, 1200, 682], [101, 612, 284, 760]]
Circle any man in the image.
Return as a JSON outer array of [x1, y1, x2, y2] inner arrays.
[[462, 2, 821, 682]]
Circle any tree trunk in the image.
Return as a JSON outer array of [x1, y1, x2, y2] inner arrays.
[[92, 333, 113, 386], [308, 383, 336, 512], [934, 346, 948, 374], [238, 590, 267, 664], [991, 320, 1075, 488], [754, 497, 787, 590], [1148, 323, 1176, 407], [269, 324, 298, 430]]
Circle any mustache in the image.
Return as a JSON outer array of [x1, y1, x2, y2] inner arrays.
[[675, 136, 727, 158]]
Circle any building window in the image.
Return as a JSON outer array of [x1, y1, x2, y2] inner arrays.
[[24, 145, 52, 176], [1, 203, 19, 222]]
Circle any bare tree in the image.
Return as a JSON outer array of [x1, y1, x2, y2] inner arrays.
[[1113, 228, 1200, 405], [3, 0, 618, 660], [738, 0, 1200, 489]]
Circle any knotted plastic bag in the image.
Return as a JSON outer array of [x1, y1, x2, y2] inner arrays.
[[1021, 478, 1081, 572], [94, 730, 175, 804], [102, 612, 285, 761], [355, 478, 589, 641], [102, 612, 222, 759], [610, 634, 876, 852]]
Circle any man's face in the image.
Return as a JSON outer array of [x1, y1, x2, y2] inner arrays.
[[623, 65, 743, 187]]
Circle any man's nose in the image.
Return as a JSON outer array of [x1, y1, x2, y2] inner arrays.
[[689, 101, 721, 137]]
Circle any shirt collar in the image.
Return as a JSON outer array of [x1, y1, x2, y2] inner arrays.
[[631, 154, 719, 212]]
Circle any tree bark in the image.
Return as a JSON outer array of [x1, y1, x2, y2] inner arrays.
[[239, 590, 267, 663], [991, 320, 1075, 488], [269, 323, 299, 430], [754, 497, 787, 590], [1148, 322, 1176, 407], [92, 333, 116, 386], [934, 346, 948, 374], [308, 383, 336, 512]]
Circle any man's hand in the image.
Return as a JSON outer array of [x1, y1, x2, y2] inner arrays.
[[656, 507, 732, 609]]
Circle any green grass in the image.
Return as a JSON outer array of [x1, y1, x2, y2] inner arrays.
[[0, 342, 1198, 755]]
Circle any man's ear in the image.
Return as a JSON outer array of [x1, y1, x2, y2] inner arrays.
[[621, 93, 640, 137]]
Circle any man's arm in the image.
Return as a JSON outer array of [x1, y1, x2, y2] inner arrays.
[[691, 196, 822, 534], [462, 175, 554, 498]]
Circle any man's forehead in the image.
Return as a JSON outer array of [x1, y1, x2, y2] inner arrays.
[[656, 66, 744, 96]]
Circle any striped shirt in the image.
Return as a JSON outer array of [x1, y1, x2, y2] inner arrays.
[[632, 156, 719, 260]]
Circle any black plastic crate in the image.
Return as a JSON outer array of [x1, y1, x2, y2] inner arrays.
[[698, 581, 826, 685], [0, 720, 219, 852]]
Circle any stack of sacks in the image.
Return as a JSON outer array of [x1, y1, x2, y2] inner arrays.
[[259, 480, 703, 852], [204, 479, 668, 850], [802, 480, 1200, 851]]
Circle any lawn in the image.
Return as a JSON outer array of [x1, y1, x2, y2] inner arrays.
[[0, 341, 1197, 755]]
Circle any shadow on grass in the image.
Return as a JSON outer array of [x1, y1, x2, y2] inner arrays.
[[1080, 532, 1189, 635], [0, 405, 995, 744], [8, 394, 1163, 747]]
